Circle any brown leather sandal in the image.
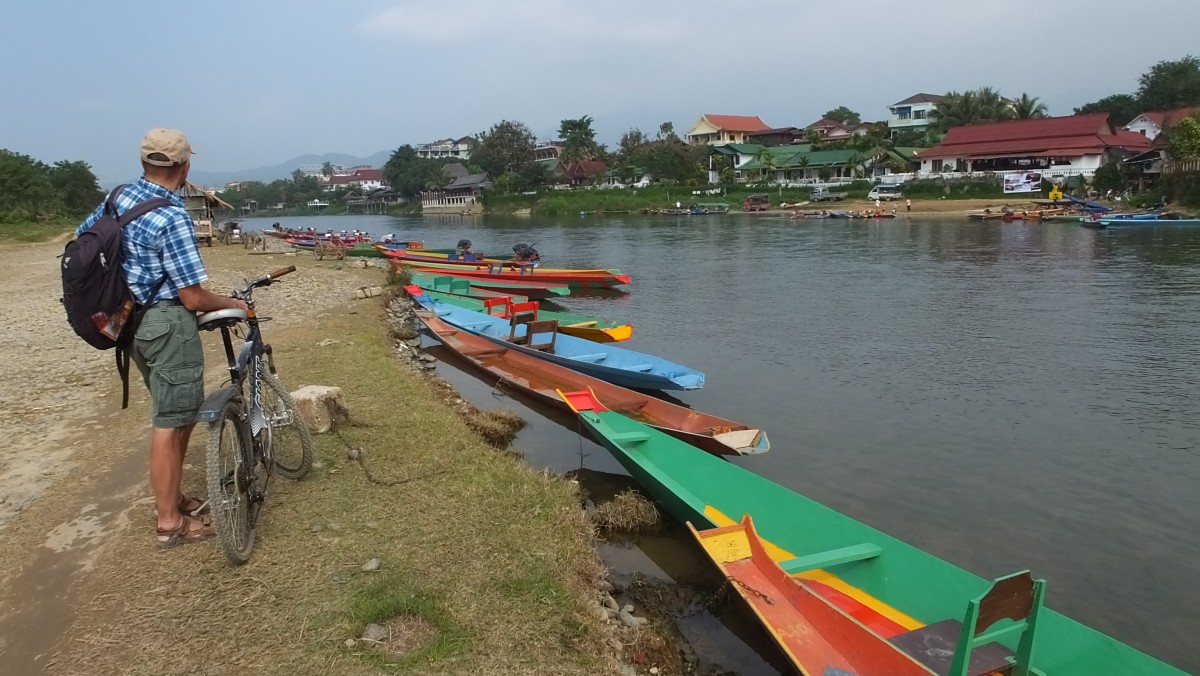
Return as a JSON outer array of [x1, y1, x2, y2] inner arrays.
[[151, 495, 210, 522], [156, 515, 215, 549]]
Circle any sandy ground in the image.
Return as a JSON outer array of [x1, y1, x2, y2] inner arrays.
[[0, 236, 376, 533]]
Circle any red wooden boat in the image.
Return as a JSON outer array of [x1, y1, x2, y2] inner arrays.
[[392, 262, 570, 299], [415, 310, 766, 456], [381, 248, 513, 266], [398, 259, 630, 290]]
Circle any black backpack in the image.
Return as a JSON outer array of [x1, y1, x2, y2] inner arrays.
[[61, 186, 172, 408]]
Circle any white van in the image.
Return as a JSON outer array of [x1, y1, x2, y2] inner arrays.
[[867, 184, 903, 201]]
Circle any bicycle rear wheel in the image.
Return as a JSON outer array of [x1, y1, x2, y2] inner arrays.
[[261, 372, 313, 480], [206, 398, 256, 565]]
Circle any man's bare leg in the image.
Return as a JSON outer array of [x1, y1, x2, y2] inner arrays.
[[150, 427, 185, 530]]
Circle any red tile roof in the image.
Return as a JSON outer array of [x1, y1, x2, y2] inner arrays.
[[559, 160, 608, 179], [701, 114, 770, 132], [1139, 106, 1200, 127], [918, 114, 1153, 159]]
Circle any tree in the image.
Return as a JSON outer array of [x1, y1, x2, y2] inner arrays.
[[823, 106, 861, 126], [656, 121, 679, 143], [0, 149, 59, 221], [1137, 55, 1200, 112], [617, 128, 648, 163], [804, 128, 823, 149], [931, 87, 1015, 132], [48, 160, 102, 213], [1092, 162, 1125, 193], [1074, 94, 1141, 127], [383, 144, 450, 199], [471, 120, 537, 181], [796, 155, 811, 181], [754, 148, 778, 183], [1012, 93, 1049, 119], [1164, 115, 1200, 162], [558, 115, 602, 163], [321, 161, 334, 178]]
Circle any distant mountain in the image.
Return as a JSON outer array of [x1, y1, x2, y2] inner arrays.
[[186, 150, 393, 188]]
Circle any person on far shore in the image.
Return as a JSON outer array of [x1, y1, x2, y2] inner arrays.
[[905, 198, 912, 212]]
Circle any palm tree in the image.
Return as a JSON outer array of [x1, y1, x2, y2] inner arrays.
[[755, 148, 778, 184], [930, 87, 1016, 132], [1013, 93, 1049, 119], [804, 128, 823, 149], [796, 155, 811, 182], [321, 161, 334, 178]]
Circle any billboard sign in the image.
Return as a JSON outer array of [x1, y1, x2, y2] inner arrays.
[[1003, 171, 1043, 194]]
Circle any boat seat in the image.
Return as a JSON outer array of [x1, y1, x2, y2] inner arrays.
[[571, 353, 608, 363], [509, 314, 558, 352], [608, 430, 649, 444], [629, 363, 655, 372], [888, 570, 1046, 676], [779, 543, 881, 574]]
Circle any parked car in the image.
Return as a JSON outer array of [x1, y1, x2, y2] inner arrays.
[[742, 194, 770, 211], [867, 184, 903, 201], [810, 186, 848, 202]]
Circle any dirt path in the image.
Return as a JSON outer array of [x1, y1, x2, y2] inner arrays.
[[0, 238, 380, 672]]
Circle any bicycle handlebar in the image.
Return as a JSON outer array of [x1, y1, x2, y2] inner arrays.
[[233, 266, 298, 299]]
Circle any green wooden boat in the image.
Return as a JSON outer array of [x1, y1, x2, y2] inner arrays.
[[558, 390, 1186, 676], [416, 288, 633, 342], [411, 272, 528, 303], [344, 243, 384, 258]]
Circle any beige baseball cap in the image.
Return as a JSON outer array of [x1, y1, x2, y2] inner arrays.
[[140, 128, 195, 166]]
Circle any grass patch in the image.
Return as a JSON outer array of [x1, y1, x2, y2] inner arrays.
[[0, 218, 77, 242], [592, 489, 661, 534], [347, 573, 470, 669]]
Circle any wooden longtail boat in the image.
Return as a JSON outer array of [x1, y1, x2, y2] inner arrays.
[[409, 292, 703, 390], [416, 310, 761, 455], [399, 264, 570, 299], [558, 389, 1187, 676], [689, 515, 932, 675], [397, 259, 631, 290], [410, 272, 528, 303], [1097, 217, 1200, 227], [416, 288, 632, 343]]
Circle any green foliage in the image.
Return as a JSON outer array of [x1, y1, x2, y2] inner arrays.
[[1092, 162, 1125, 192], [471, 120, 538, 188], [1164, 115, 1200, 161], [383, 144, 454, 199], [1012, 93, 1049, 119], [557, 116, 604, 163], [612, 122, 705, 185], [1137, 55, 1200, 112], [1161, 169, 1200, 206], [932, 87, 1015, 132], [1073, 94, 1141, 127], [823, 106, 862, 125], [0, 149, 60, 221]]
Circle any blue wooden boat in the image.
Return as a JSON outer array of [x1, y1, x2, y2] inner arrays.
[[408, 290, 704, 391], [1095, 216, 1200, 228]]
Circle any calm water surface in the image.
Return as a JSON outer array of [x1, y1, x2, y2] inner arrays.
[[255, 213, 1200, 673]]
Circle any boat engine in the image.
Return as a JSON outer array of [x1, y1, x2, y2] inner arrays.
[[456, 239, 473, 253], [512, 243, 540, 262]]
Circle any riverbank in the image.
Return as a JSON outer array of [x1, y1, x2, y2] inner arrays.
[[0, 241, 679, 675]]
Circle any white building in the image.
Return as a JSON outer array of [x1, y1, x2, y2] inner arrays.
[[887, 93, 944, 137], [415, 137, 474, 160], [1123, 107, 1200, 141]]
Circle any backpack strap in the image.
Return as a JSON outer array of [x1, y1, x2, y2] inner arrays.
[[103, 185, 128, 218]]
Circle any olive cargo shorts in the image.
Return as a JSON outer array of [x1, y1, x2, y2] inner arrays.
[[133, 302, 205, 428]]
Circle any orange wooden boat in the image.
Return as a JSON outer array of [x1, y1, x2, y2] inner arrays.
[[690, 515, 935, 675]]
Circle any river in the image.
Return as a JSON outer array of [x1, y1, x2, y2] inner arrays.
[[251, 212, 1200, 674]]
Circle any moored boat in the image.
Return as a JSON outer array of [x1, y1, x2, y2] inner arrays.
[[399, 265, 570, 299], [415, 310, 760, 455], [409, 292, 703, 390], [417, 289, 632, 343], [381, 247, 513, 266], [410, 272, 528, 303], [397, 259, 631, 290], [558, 389, 1187, 676]]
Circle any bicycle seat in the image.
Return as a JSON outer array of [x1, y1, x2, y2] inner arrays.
[[198, 308, 248, 331]]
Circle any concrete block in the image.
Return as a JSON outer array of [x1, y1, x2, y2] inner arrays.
[[290, 385, 347, 434]]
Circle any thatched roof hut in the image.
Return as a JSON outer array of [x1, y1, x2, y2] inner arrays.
[[179, 181, 233, 219]]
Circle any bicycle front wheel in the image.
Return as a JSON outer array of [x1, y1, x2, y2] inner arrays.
[[262, 372, 313, 480], [206, 398, 256, 565]]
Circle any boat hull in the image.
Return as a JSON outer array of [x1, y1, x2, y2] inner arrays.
[[411, 293, 703, 391], [397, 260, 631, 289], [559, 394, 1186, 676], [416, 310, 762, 455], [416, 288, 632, 343]]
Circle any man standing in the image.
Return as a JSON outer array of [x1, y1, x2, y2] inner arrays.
[[905, 198, 912, 212], [76, 128, 248, 547]]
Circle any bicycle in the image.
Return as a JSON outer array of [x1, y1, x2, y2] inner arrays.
[[196, 265, 313, 565]]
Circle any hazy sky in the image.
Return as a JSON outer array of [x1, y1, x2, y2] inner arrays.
[[3, 0, 1198, 184]]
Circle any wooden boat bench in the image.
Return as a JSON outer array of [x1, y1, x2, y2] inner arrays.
[[780, 542, 882, 574], [887, 570, 1046, 676], [508, 313, 558, 352], [571, 353, 609, 363]]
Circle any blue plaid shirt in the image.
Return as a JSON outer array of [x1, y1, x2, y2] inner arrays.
[[77, 177, 208, 305]]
